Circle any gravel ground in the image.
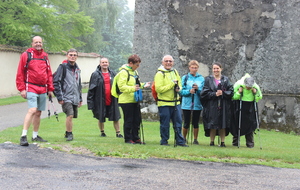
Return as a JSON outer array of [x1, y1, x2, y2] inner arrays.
[[1, 95, 300, 189], [0, 143, 300, 190]]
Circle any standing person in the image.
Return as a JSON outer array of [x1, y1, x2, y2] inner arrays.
[[114, 54, 150, 144], [154, 55, 188, 147], [231, 73, 262, 148], [16, 36, 54, 146], [180, 60, 205, 145], [87, 57, 123, 138], [200, 62, 233, 147], [53, 48, 82, 141]]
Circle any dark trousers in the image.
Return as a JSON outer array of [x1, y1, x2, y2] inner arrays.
[[120, 103, 140, 142], [232, 132, 254, 148], [182, 110, 201, 129]]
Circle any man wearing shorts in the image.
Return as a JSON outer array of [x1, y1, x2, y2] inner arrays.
[[53, 48, 82, 141], [16, 36, 54, 146]]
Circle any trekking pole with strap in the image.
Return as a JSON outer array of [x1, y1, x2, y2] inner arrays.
[[253, 91, 262, 150], [238, 89, 243, 148], [135, 77, 145, 144], [49, 96, 59, 122]]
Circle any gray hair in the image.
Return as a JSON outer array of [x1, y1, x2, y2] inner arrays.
[[67, 48, 78, 55], [162, 55, 174, 62]]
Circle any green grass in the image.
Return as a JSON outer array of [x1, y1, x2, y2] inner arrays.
[[0, 88, 88, 106], [1, 104, 299, 169], [0, 95, 26, 106]]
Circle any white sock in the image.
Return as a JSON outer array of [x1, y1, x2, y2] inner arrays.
[[21, 130, 27, 137], [33, 131, 38, 138]]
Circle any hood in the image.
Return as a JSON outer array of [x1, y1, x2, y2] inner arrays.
[[158, 65, 174, 72], [26, 47, 44, 56]]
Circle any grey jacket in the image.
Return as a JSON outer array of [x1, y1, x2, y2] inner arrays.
[[53, 60, 82, 105]]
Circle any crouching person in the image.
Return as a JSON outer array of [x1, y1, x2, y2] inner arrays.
[[231, 73, 262, 148], [53, 49, 82, 141]]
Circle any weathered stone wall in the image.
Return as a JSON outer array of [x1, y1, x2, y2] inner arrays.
[[133, 0, 300, 134]]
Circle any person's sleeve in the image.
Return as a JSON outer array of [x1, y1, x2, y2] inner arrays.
[[223, 79, 234, 100], [200, 78, 217, 100], [53, 64, 64, 101], [87, 72, 97, 110], [254, 84, 263, 102], [15, 53, 27, 92]]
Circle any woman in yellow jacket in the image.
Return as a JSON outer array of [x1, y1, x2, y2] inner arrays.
[[117, 54, 150, 144]]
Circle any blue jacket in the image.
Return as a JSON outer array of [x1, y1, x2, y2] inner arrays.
[[180, 73, 204, 110]]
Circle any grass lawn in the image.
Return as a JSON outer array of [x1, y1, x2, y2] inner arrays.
[[0, 104, 299, 169]]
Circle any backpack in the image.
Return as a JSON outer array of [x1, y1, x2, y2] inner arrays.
[[24, 51, 49, 87], [53, 63, 67, 96], [151, 70, 179, 101], [111, 69, 131, 98]]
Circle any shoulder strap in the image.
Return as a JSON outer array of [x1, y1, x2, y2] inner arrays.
[[183, 74, 189, 86], [25, 52, 31, 68]]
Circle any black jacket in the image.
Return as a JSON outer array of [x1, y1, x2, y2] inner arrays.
[[200, 75, 233, 137], [87, 66, 121, 122]]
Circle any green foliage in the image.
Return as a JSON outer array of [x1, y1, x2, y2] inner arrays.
[[1, 105, 300, 169], [76, 0, 120, 53], [0, 0, 94, 51], [99, 0, 134, 70]]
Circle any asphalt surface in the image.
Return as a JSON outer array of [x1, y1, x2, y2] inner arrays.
[[1, 94, 300, 189]]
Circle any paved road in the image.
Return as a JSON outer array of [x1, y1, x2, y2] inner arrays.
[[0, 94, 300, 189], [0, 94, 87, 131]]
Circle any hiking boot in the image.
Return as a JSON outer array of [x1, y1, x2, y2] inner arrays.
[[116, 133, 123, 138], [220, 142, 226, 147], [20, 136, 29, 146], [66, 133, 73, 141], [177, 144, 189, 147], [100, 132, 107, 137], [32, 135, 47, 142], [135, 139, 145, 144], [125, 140, 136, 144], [193, 140, 199, 145]]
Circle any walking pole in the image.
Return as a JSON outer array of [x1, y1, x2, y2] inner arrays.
[[254, 93, 262, 150], [173, 82, 179, 147], [135, 78, 145, 145], [48, 98, 51, 119], [238, 91, 243, 148], [49, 96, 59, 122], [189, 85, 196, 145], [137, 101, 145, 145]]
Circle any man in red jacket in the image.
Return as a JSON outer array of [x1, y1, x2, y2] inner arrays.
[[16, 36, 54, 146]]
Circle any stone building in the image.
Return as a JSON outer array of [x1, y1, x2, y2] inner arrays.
[[133, 0, 300, 134]]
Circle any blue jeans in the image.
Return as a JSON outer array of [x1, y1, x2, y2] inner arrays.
[[158, 105, 185, 145]]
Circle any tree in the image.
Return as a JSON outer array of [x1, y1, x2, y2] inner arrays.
[[99, 0, 134, 70], [76, 0, 119, 53], [0, 0, 94, 51]]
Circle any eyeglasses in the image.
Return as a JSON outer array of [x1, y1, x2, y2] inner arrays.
[[164, 60, 173, 63], [68, 54, 78, 57]]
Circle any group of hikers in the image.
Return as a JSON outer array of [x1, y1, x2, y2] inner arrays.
[[16, 36, 262, 148]]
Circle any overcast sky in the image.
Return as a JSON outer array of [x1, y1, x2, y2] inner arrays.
[[128, 0, 135, 10]]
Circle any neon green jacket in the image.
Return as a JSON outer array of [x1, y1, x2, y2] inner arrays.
[[154, 65, 181, 107], [117, 64, 145, 104], [232, 73, 262, 102]]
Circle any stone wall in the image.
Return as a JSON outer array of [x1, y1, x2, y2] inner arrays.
[[0, 47, 100, 97], [133, 0, 300, 134]]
